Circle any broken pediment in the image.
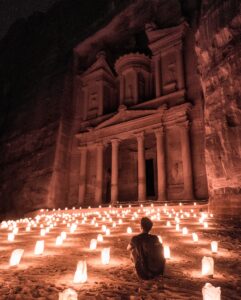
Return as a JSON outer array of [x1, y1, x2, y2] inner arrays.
[[146, 21, 188, 54], [95, 105, 158, 129], [80, 51, 114, 81]]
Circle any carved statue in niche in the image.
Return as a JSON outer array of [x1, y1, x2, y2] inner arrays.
[[170, 161, 183, 184]]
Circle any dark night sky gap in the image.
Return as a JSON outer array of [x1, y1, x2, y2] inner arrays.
[[0, 0, 60, 40]]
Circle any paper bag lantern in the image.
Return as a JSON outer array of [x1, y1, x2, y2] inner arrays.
[[97, 234, 103, 242], [34, 240, 44, 255], [202, 283, 221, 300], [89, 239, 97, 250], [192, 233, 199, 242], [101, 248, 110, 265], [158, 235, 162, 243], [9, 249, 24, 266], [127, 227, 132, 234], [202, 256, 214, 276], [56, 236, 63, 246], [61, 231, 67, 240], [8, 233, 15, 242], [164, 245, 171, 259], [73, 260, 87, 283], [182, 227, 188, 235], [211, 241, 218, 254], [59, 288, 78, 300]]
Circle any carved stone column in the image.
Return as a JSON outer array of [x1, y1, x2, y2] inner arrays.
[[95, 142, 104, 205], [180, 121, 193, 200], [136, 132, 146, 202], [79, 146, 87, 205], [111, 139, 119, 204], [154, 127, 166, 201]]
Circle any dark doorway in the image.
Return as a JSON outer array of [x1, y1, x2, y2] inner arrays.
[[145, 159, 155, 197]]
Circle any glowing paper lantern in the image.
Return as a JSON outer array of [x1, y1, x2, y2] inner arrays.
[[59, 288, 78, 300], [158, 235, 162, 243], [9, 249, 24, 266], [8, 233, 15, 242], [211, 241, 218, 254], [166, 221, 171, 227], [102, 225, 107, 232], [202, 256, 214, 276], [127, 227, 132, 234], [89, 239, 97, 250], [101, 248, 110, 265], [73, 260, 87, 283], [61, 232, 67, 240], [164, 245, 171, 259], [13, 227, 19, 235], [175, 224, 180, 231], [40, 229, 46, 236], [182, 227, 188, 235], [202, 283, 221, 300], [192, 233, 199, 242], [112, 222, 116, 228], [204, 222, 208, 229], [118, 219, 123, 225], [70, 223, 77, 233], [26, 226, 31, 232], [105, 228, 110, 236], [97, 234, 103, 242], [34, 240, 44, 255], [56, 236, 63, 246]]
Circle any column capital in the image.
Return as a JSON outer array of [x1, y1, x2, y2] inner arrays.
[[154, 127, 164, 137], [111, 139, 120, 147], [135, 131, 144, 142]]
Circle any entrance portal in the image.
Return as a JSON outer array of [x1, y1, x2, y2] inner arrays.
[[145, 159, 155, 198]]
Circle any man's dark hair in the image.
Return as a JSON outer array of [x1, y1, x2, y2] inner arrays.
[[141, 217, 153, 233]]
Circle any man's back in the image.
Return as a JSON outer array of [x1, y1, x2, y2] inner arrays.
[[130, 232, 165, 279]]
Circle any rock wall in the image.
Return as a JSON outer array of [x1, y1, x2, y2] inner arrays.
[[0, 0, 131, 217], [195, 0, 241, 214]]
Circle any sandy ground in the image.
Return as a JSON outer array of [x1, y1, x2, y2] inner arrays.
[[0, 204, 240, 300]]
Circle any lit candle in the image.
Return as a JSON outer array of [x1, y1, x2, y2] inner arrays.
[[202, 256, 214, 276], [101, 248, 110, 265], [89, 239, 97, 250], [127, 227, 132, 234], [158, 235, 162, 243], [56, 236, 63, 246], [97, 234, 103, 242], [73, 260, 87, 283], [34, 240, 44, 255], [211, 241, 218, 254], [9, 249, 24, 266], [8, 233, 15, 242], [202, 283, 221, 300], [164, 245, 171, 259], [192, 233, 199, 242]]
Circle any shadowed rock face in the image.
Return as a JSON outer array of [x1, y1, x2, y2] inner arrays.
[[0, 0, 240, 217], [195, 0, 241, 214]]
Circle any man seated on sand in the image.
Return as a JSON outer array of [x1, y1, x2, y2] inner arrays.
[[127, 217, 165, 280]]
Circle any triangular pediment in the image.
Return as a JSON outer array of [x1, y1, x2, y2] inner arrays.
[[81, 51, 114, 79], [95, 106, 157, 129]]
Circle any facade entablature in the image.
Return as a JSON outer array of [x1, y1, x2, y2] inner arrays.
[[76, 108, 165, 145]]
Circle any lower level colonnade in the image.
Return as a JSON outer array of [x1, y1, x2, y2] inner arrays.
[[78, 122, 194, 206]]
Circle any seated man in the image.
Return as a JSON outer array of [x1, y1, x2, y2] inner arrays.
[[127, 217, 165, 280]]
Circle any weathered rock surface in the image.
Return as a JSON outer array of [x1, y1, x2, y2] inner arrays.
[[195, 0, 241, 214]]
